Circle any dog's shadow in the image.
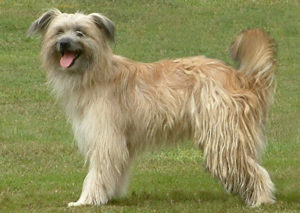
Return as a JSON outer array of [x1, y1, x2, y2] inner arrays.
[[277, 192, 300, 204], [110, 190, 300, 207], [110, 190, 232, 207]]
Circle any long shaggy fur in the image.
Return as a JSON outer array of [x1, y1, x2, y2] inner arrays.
[[28, 9, 277, 207]]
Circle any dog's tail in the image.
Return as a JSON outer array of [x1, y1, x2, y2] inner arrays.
[[231, 29, 276, 116]]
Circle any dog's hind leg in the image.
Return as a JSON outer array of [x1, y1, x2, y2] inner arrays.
[[203, 136, 275, 207], [68, 132, 131, 207], [194, 93, 275, 207]]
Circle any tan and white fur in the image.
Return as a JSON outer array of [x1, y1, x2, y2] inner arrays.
[[28, 9, 276, 207]]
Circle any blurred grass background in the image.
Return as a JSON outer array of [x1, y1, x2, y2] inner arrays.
[[0, 0, 299, 212]]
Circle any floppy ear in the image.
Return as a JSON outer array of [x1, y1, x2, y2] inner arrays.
[[27, 8, 61, 37], [89, 13, 115, 43]]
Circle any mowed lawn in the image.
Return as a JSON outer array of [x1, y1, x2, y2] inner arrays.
[[0, 0, 299, 212]]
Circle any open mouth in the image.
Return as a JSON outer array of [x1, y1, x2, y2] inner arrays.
[[60, 51, 81, 68]]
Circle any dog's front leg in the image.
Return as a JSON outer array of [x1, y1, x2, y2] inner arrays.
[[68, 130, 130, 207]]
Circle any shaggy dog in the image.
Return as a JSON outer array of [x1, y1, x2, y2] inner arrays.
[[28, 9, 276, 207]]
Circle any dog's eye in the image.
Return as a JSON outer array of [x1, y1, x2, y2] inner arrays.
[[56, 29, 64, 35], [76, 31, 85, 37]]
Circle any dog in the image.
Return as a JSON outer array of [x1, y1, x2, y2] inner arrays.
[[28, 9, 276, 207]]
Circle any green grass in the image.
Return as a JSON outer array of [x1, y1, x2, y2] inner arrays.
[[0, 0, 299, 212]]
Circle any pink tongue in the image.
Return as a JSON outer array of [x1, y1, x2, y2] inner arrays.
[[60, 52, 76, 68]]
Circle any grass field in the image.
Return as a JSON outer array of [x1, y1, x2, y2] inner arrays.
[[0, 0, 299, 212]]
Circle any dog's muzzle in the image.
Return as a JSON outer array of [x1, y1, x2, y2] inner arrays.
[[57, 37, 83, 68]]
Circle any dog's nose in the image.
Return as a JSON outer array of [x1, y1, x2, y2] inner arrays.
[[58, 38, 72, 52], [57, 37, 83, 54]]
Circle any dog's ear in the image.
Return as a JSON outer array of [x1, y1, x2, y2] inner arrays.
[[89, 13, 115, 43], [27, 9, 61, 37]]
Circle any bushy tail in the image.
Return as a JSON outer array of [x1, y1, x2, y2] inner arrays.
[[231, 29, 277, 118]]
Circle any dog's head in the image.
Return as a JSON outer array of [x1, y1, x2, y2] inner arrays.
[[28, 9, 115, 73]]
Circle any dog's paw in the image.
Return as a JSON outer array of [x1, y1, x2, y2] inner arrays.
[[68, 201, 86, 207]]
